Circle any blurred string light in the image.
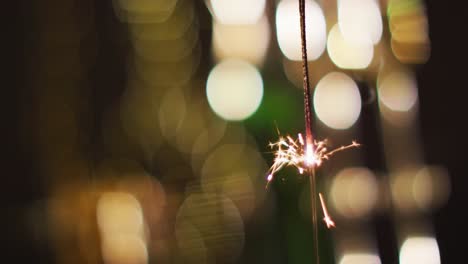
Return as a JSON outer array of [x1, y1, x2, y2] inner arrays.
[[399, 236, 441, 264], [207, 0, 268, 121], [276, 0, 326, 61], [206, 59, 264, 121], [378, 71, 418, 112], [330, 167, 379, 218], [313, 72, 362, 130], [95, 164, 168, 261], [390, 166, 450, 213], [97, 192, 148, 264], [388, 0, 430, 63], [101, 235, 148, 264], [327, 24, 374, 70], [209, 0, 266, 25], [338, 253, 382, 264], [376, 66, 421, 126], [337, 0, 383, 45], [97, 192, 145, 236], [212, 15, 270, 66], [413, 166, 450, 211]]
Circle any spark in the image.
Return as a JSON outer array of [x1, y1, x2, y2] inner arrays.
[[265, 131, 359, 229], [319, 193, 335, 229], [266, 132, 360, 186]]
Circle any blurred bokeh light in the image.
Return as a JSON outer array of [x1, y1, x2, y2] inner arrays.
[[209, 0, 266, 25], [399, 236, 441, 264], [101, 235, 148, 264], [97, 192, 145, 238], [212, 15, 270, 66], [330, 167, 379, 218], [206, 59, 264, 121], [276, 0, 326, 61], [388, 0, 431, 63], [338, 253, 381, 264], [314, 72, 361, 129], [338, 0, 383, 44], [327, 24, 374, 70], [391, 166, 451, 213], [413, 166, 451, 211], [378, 71, 418, 112]]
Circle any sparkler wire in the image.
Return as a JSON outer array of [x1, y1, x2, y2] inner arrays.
[[298, 0, 320, 263], [299, 0, 314, 145]]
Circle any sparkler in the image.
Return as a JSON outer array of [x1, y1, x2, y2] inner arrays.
[[266, 133, 360, 188], [265, 0, 360, 263], [265, 131, 360, 229]]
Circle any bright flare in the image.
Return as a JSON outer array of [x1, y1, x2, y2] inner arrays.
[[266, 132, 359, 185]]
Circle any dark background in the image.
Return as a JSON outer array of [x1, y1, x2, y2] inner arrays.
[[2, 1, 467, 263]]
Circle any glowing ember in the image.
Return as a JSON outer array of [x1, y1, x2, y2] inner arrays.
[[266, 132, 359, 185]]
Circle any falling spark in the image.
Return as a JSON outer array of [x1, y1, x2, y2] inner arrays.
[[319, 193, 335, 228]]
